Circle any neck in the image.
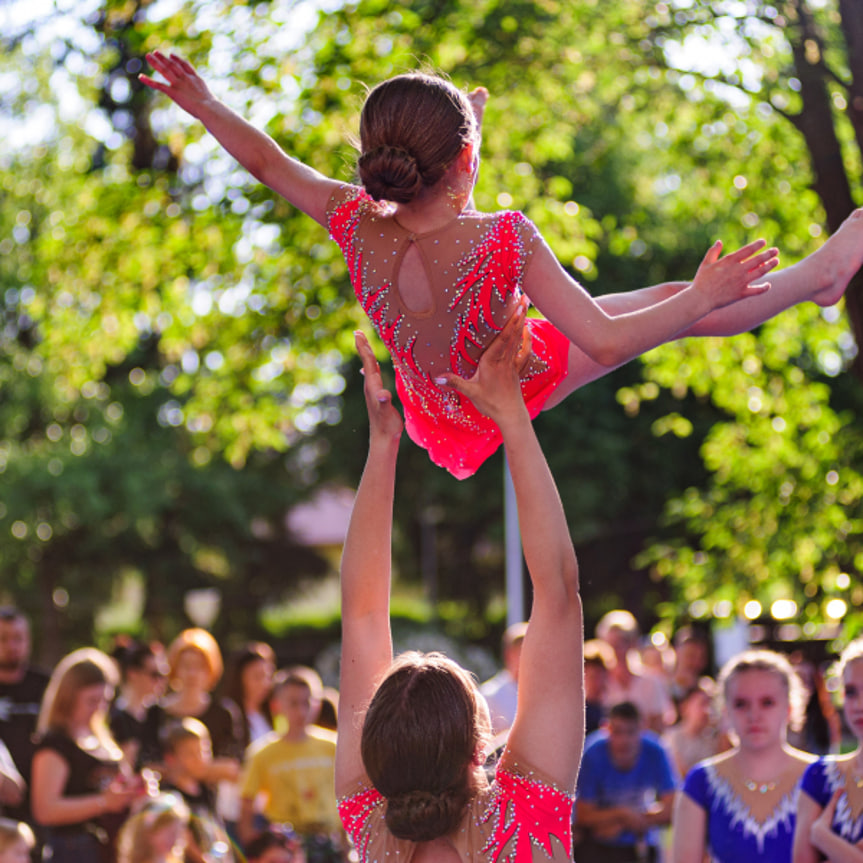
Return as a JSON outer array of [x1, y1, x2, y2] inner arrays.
[[167, 690, 208, 713], [71, 723, 95, 742], [735, 742, 792, 777], [120, 687, 147, 713], [394, 184, 466, 232], [283, 726, 308, 743]]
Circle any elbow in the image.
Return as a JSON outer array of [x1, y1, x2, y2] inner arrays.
[[30, 795, 51, 826], [559, 558, 581, 610], [593, 344, 624, 367], [584, 334, 623, 367]]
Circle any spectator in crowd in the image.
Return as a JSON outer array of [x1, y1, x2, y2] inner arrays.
[[220, 643, 275, 753], [0, 607, 50, 828], [159, 718, 234, 863], [244, 826, 305, 863], [217, 643, 276, 839], [115, 793, 190, 863], [140, 629, 242, 788], [314, 688, 339, 734], [597, 610, 675, 734], [30, 647, 145, 863], [669, 627, 712, 709], [238, 667, 343, 862], [479, 622, 528, 736], [793, 637, 863, 862], [0, 817, 34, 863], [640, 639, 675, 693], [663, 678, 727, 779], [110, 641, 168, 770], [672, 649, 813, 863], [787, 651, 841, 756], [584, 639, 613, 736], [574, 701, 677, 863]]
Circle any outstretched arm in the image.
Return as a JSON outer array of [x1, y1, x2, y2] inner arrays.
[[441, 302, 584, 791], [334, 332, 403, 795], [140, 51, 341, 226], [524, 235, 779, 368]]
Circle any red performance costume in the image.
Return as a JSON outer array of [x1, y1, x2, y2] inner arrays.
[[327, 186, 569, 479]]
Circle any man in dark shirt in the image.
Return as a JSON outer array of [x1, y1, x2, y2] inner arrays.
[[0, 607, 50, 826]]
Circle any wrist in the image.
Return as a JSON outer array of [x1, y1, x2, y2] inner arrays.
[[369, 431, 401, 452], [684, 281, 715, 316]]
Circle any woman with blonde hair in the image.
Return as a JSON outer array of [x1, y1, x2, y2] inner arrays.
[[30, 647, 145, 862], [116, 793, 190, 863], [672, 648, 814, 863], [792, 637, 863, 862]]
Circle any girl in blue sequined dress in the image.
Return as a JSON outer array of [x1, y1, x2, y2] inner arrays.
[[672, 650, 814, 863], [793, 638, 863, 863]]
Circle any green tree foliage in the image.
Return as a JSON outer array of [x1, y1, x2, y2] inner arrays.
[[631, 1, 863, 633], [1, 0, 861, 653]]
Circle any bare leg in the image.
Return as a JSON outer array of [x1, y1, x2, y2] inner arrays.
[[684, 207, 863, 336], [544, 207, 863, 407]]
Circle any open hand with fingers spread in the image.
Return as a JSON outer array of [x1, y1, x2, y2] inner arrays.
[[690, 238, 779, 311], [435, 300, 530, 426], [139, 50, 216, 120]]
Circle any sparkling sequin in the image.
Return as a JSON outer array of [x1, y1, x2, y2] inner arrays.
[[327, 185, 571, 479]]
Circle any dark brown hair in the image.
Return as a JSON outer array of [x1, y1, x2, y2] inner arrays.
[[361, 651, 490, 842], [357, 74, 477, 204]]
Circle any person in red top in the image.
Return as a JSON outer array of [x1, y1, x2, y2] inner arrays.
[[139, 51, 863, 478], [336, 306, 583, 862]]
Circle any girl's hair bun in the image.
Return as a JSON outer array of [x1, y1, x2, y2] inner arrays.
[[358, 145, 424, 204], [384, 786, 469, 842]]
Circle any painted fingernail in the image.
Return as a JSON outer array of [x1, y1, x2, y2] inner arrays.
[[433, 376, 448, 385]]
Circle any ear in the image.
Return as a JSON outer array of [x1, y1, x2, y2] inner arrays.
[[458, 142, 476, 174], [472, 745, 487, 766]]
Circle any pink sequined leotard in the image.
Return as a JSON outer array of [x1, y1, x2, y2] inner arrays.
[[327, 185, 570, 479], [338, 750, 574, 862]]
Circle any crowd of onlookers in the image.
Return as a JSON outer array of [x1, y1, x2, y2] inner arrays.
[[0, 607, 340, 863], [478, 609, 848, 863], [0, 600, 856, 863]]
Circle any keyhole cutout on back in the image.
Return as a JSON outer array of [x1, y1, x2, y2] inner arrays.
[[397, 241, 435, 315]]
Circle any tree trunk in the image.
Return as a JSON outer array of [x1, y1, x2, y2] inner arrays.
[[788, 0, 863, 377]]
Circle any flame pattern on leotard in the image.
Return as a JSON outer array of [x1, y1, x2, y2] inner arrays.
[[327, 185, 570, 479]]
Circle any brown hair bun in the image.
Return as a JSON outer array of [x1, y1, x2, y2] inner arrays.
[[384, 786, 470, 842], [358, 145, 424, 203]]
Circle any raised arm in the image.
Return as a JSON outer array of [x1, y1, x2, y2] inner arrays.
[[140, 51, 341, 226], [441, 302, 584, 790], [523, 234, 779, 368], [334, 332, 403, 794]]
